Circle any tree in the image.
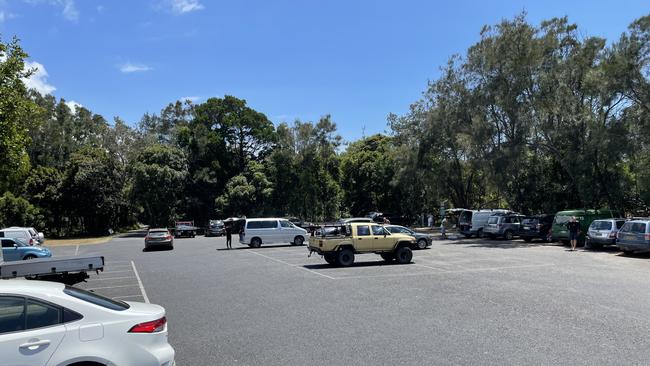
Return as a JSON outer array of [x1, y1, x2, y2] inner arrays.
[[131, 144, 188, 227], [0, 37, 42, 191], [0, 192, 42, 228]]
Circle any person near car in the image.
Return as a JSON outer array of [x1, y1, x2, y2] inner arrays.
[[440, 217, 447, 239], [225, 223, 232, 250], [567, 216, 580, 251]]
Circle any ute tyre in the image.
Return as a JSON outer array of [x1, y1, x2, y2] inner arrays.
[[323, 254, 336, 265], [394, 246, 413, 264], [293, 236, 304, 246], [504, 230, 514, 240], [380, 253, 395, 262], [416, 239, 428, 249], [336, 248, 355, 267], [251, 238, 262, 248]]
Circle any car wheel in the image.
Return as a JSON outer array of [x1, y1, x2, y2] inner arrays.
[[504, 230, 513, 240], [394, 246, 413, 264], [416, 239, 428, 249], [523, 237, 532, 243], [380, 253, 395, 262], [251, 238, 262, 248], [293, 236, 305, 246], [464, 234, 472, 239], [488, 234, 496, 239], [477, 229, 484, 238], [336, 248, 355, 267], [323, 253, 336, 265], [622, 250, 634, 256], [23, 254, 37, 260]]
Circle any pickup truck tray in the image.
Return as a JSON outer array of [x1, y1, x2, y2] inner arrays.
[[0, 255, 104, 279]]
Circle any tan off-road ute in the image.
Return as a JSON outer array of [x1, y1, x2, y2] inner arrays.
[[308, 222, 417, 266]]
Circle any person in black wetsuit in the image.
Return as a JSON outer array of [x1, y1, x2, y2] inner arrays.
[[566, 216, 581, 251], [225, 223, 232, 250]]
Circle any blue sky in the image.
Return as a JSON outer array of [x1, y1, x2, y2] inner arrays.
[[2, 0, 648, 141]]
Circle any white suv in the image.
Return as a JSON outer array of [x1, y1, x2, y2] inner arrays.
[[240, 218, 308, 248], [0, 280, 175, 366]]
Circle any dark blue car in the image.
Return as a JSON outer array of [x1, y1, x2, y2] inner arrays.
[[1, 237, 52, 261]]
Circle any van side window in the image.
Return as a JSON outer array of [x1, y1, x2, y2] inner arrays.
[[357, 226, 370, 236], [280, 220, 291, 228]]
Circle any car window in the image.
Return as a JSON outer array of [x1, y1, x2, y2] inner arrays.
[[387, 227, 399, 234], [280, 220, 292, 228], [1, 239, 15, 248], [631, 222, 647, 234], [554, 216, 570, 224], [26, 299, 62, 330], [0, 296, 25, 334], [401, 227, 413, 234], [488, 217, 498, 224], [371, 226, 385, 235], [615, 221, 626, 229], [590, 221, 612, 230], [619, 223, 630, 233], [357, 225, 370, 236], [64, 286, 130, 311]]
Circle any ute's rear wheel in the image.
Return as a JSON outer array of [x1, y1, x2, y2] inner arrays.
[[336, 248, 355, 267], [394, 246, 413, 264]]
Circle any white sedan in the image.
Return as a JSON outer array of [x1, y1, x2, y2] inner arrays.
[[0, 280, 175, 366]]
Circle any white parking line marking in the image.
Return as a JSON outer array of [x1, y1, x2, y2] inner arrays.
[[99, 270, 134, 274], [86, 284, 140, 291], [74, 245, 79, 256], [131, 261, 150, 303], [113, 294, 145, 299], [247, 250, 336, 280], [87, 276, 136, 281]]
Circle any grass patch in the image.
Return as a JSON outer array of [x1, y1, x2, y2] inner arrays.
[[44, 236, 113, 247]]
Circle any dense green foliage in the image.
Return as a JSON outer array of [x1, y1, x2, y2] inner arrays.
[[0, 13, 648, 235]]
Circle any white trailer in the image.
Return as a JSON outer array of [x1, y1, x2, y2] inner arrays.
[[0, 247, 104, 285]]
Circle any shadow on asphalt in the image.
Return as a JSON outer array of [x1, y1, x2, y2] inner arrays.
[[143, 246, 174, 252], [442, 238, 561, 249], [303, 261, 412, 270], [216, 244, 301, 251]]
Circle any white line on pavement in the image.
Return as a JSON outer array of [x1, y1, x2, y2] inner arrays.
[[86, 284, 140, 291], [113, 294, 145, 299], [247, 250, 336, 280], [74, 245, 79, 256], [99, 270, 134, 274], [86, 276, 137, 281], [131, 261, 150, 303]]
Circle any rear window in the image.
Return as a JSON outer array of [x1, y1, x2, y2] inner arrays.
[[630, 222, 648, 234], [522, 218, 538, 225], [149, 231, 168, 237], [590, 221, 612, 230], [64, 286, 130, 311], [247, 220, 278, 229], [554, 216, 570, 224], [615, 220, 626, 229]]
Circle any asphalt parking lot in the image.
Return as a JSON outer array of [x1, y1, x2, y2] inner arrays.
[[49, 235, 650, 365]]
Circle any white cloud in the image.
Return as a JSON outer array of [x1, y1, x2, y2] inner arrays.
[[59, 0, 78, 21], [0, 11, 5, 22], [23, 61, 57, 95], [24, 0, 79, 21], [119, 62, 152, 73], [65, 100, 82, 112], [180, 96, 201, 103], [169, 0, 204, 14]]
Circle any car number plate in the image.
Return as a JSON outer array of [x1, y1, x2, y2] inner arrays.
[[523, 226, 530, 230]]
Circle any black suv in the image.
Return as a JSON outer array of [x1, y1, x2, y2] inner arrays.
[[518, 214, 554, 242]]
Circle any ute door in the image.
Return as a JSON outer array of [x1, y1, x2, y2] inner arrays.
[[371, 225, 393, 251], [0, 296, 67, 366], [354, 225, 373, 251]]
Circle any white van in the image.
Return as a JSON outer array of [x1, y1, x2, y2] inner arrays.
[[240, 218, 308, 248], [458, 209, 512, 238]]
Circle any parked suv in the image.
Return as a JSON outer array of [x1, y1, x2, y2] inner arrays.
[[616, 219, 650, 254], [240, 218, 308, 248], [519, 214, 554, 242], [459, 209, 512, 238], [0, 227, 40, 246], [585, 218, 627, 249], [484, 213, 524, 240]]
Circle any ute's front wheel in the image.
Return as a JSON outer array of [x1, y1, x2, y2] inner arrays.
[[394, 246, 413, 264]]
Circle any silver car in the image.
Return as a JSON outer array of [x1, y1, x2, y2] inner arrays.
[[144, 228, 174, 250], [585, 219, 626, 249]]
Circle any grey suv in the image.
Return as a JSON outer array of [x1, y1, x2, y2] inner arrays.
[[484, 214, 523, 240], [585, 218, 626, 249]]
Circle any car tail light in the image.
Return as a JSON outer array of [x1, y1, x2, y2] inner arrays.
[[645, 234, 650, 241], [144, 236, 149, 241], [129, 317, 166, 333], [29, 238, 34, 246], [609, 232, 616, 239], [166, 235, 172, 240]]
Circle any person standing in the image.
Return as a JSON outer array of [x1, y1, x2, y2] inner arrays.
[[440, 217, 447, 240], [225, 223, 232, 250], [566, 216, 580, 251]]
